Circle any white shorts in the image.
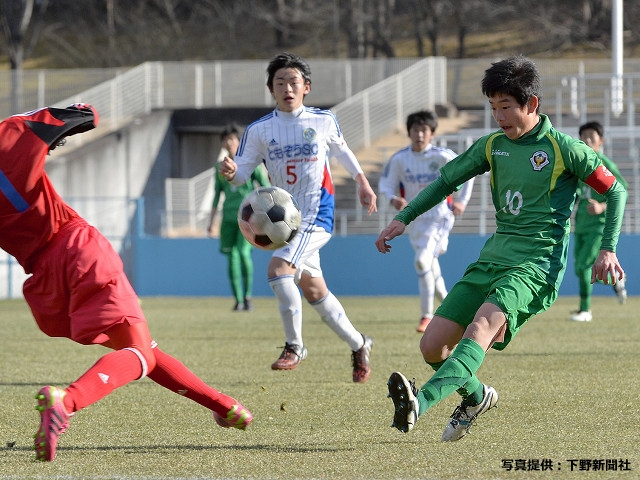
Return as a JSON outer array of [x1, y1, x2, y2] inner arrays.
[[272, 224, 331, 281], [406, 214, 454, 255]]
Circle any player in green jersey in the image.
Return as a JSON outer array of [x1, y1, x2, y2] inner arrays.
[[375, 55, 627, 441], [207, 126, 270, 311], [571, 121, 628, 322]]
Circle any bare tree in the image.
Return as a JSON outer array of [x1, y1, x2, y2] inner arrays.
[[624, 0, 640, 50], [579, 0, 611, 41], [207, 0, 247, 57], [244, 0, 306, 50], [451, 1, 516, 58], [411, 0, 450, 57], [236, 0, 336, 56], [409, 0, 426, 57], [346, 0, 368, 58], [0, 0, 627, 68], [0, 0, 49, 113], [509, 0, 610, 54], [37, 0, 213, 67], [370, 0, 395, 57]]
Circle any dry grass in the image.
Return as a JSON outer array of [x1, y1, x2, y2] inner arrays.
[[0, 295, 637, 479]]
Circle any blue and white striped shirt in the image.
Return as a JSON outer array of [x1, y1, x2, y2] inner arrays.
[[233, 105, 363, 234]]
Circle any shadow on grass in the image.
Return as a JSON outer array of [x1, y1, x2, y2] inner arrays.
[[2, 442, 353, 455]]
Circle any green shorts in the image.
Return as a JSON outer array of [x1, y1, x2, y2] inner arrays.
[[573, 230, 603, 273], [219, 218, 251, 254], [435, 261, 558, 350]]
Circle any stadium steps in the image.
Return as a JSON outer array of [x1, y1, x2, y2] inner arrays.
[[332, 110, 484, 235]]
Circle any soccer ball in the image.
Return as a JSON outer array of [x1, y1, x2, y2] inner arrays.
[[238, 186, 302, 250]]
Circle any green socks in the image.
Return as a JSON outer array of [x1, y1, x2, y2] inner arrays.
[[578, 268, 592, 311], [418, 338, 485, 416]]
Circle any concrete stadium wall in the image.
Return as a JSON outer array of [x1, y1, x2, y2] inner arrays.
[[131, 233, 640, 299]]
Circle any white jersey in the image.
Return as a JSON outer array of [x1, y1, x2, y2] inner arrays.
[[232, 105, 363, 235], [378, 143, 474, 224]]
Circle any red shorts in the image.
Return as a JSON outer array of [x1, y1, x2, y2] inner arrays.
[[23, 218, 146, 345]]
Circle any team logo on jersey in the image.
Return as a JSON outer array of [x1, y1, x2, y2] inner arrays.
[[303, 128, 317, 142], [530, 150, 550, 171]]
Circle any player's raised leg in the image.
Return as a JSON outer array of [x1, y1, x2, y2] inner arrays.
[[306, 279, 373, 383], [147, 346, 253, 430], [387, 372, 419, 432], [34, 321, 156, 461]]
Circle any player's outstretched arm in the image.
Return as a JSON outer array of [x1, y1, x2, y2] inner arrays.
[[375, 219, 406, 253]]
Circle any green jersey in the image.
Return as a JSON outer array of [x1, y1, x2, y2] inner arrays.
[[397, 114, 627, 290], [574, 152, 627, 234], [213, 164, 269, 219]]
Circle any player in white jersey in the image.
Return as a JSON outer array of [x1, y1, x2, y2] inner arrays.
[[219, 52, 377, 383], [378, 110, 474, 333]]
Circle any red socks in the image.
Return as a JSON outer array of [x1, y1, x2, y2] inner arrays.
[[63, 346, 238, 418], [146, 347, 237, 416], [64, 349, 142, 413]]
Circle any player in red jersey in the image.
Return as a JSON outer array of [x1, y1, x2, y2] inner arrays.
[[0, 104, 252, 462]]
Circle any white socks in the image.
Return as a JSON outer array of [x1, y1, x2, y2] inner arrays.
[[269, 276, 363, 351], [432, 258, 448, 302], [310, 292, 363, 351], [269, 274, 303, 346], [418, 270, 435, 318], [418, 257, 447, 317]]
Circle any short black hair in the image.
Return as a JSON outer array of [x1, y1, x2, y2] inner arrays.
[[579, 121, 604, 138], [481, 55, 541, 110], [406, 110, 438, 135], [220, 124, 239, 141], [266, 52, 312, 91]]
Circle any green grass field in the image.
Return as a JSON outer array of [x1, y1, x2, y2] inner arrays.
[[0, 295, 637, 479]]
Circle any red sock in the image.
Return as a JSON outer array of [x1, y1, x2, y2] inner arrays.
[[147, 347, 237, 416], [64, 349, 142, 413]]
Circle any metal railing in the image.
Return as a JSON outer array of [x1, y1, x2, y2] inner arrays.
[[0, 58, 422, 142], [163, 57, 447, 235], [347, 117, 640, 237], [332, 57, 447, 152], [3, 58, 640, 299]]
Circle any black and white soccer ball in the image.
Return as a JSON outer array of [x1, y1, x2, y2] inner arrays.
[[238, 186, 302, 250]]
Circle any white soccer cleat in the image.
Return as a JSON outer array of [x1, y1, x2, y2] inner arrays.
[[441, 384, 498, 442], [570, 310, 592, 322]]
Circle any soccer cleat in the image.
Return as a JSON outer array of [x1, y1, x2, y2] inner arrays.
[[416, 316, 431, 333], [213, 404, 253, 430], [570, 310, 592, 322], [34, 386, 71, 461], [613, 277, 627, 305], [243, 298, 253, 311], [352, 335, 373, 383], [233, 302, 244, 311], [441, 384, 498, 442], [271, 342, 307, 370], [387, 372, 419, 433]]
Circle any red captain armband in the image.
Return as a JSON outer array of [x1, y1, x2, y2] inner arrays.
[[585, 164, 616, 194]]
